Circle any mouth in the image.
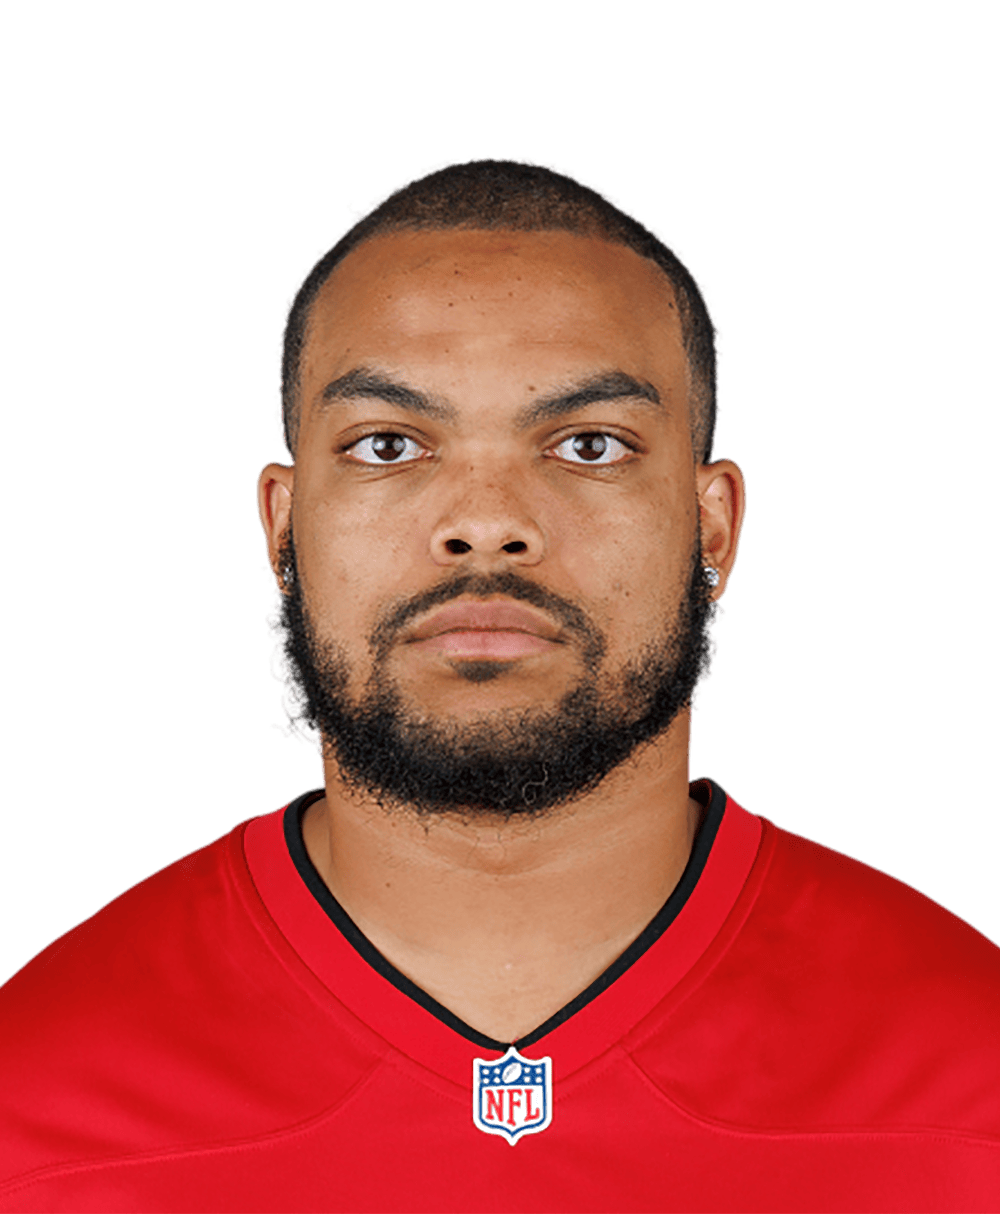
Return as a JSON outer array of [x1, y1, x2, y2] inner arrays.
[[404, 599, 565, 660]]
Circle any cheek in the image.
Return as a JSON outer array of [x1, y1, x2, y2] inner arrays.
[[560, 526, 671, 657], [555, 487, 697, 628], [294, 495, 416, 637], [558, 483, 689, 592]]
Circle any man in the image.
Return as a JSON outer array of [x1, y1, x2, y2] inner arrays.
[[1, 161, 998, 1213]]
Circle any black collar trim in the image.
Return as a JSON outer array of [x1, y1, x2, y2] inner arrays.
[[283, 779, 727, 1052]]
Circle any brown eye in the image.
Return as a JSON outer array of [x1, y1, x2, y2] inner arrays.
[[348, 433, 425, 464], [371, 435, 407, 461], [551, 432, 630, 465], [573, 434, 608, 461]]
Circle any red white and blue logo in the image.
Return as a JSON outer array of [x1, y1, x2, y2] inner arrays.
[[472, 1046, 553, 1144]]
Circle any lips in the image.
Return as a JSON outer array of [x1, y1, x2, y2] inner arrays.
[[405, 599, 563, 659], [408, 600, 562, 641]]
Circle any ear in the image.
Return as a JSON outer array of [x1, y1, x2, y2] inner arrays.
[[696, 459, 745, 598], [258, 463, 295, 587]]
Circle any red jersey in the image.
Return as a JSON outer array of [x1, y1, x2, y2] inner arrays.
[[1, 782, 999, 1212]]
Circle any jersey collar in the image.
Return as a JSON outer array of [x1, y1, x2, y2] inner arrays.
[[243, 780, 762, 1087]]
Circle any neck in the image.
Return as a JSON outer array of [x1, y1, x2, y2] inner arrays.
[[303, 712, 701, 1042]]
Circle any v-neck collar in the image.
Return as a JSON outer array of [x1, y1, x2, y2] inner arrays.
[[243, 781, 763, 1087]]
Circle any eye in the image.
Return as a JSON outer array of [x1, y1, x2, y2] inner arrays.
[[346, 432, 427, 464], [550, 432, 632, 465]]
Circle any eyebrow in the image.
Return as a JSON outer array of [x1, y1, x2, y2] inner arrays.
[[318, 366, 661, 428], [514, 371, 662, 429], [319, 367, 457, 422]]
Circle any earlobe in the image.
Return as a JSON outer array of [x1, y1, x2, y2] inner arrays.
[[696, 459, 745, 597], [258, 464, 295, 584]]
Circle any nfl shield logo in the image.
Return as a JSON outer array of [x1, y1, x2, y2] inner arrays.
[[472, 1046, 552, 1144]]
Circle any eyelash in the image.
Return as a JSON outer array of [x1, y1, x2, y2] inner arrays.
[[342, 430, 636, 467], [548, 432, 634, 465], [344, 433, 429, 465]]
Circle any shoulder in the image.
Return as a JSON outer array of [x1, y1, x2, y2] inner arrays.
[[0, 825, 266, 1109], [0, 825, 247, 1036], [759, 821, 1000, 1019], [0, 813, 379, 1195], [0, 823, 256, 1031], [629, 810, 1000, 1138]]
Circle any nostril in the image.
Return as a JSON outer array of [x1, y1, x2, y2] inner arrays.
[[445, 538, 472, 555], [502, 541, 527, 554]]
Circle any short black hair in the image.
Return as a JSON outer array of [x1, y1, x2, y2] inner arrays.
[[281, 160, 716, 461]]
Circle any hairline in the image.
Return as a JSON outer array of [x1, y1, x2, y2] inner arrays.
[[286, 222, 711, 462], [273, 159, 723, 461]]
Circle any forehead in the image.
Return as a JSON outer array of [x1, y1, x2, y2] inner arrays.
[[299, 228, 687, 407]]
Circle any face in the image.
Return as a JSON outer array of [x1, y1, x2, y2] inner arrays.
[[262, 228, 740, 814]]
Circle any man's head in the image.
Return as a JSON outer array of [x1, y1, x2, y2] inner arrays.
[[260, 163, 743, 818]]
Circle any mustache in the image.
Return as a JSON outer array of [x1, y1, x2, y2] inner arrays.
[[277, 529, 607, 668], [368, 569, 606, 666]]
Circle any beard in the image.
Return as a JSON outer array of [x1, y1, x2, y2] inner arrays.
[[277, 534, 714, 819]]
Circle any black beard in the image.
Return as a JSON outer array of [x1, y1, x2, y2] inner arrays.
[[277, 536, 714, 818]]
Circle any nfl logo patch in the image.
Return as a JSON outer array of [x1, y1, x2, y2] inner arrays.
[[472, 1046, 552, 1144]]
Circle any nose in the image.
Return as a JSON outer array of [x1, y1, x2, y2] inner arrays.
[[428, 467, 545, 566]]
